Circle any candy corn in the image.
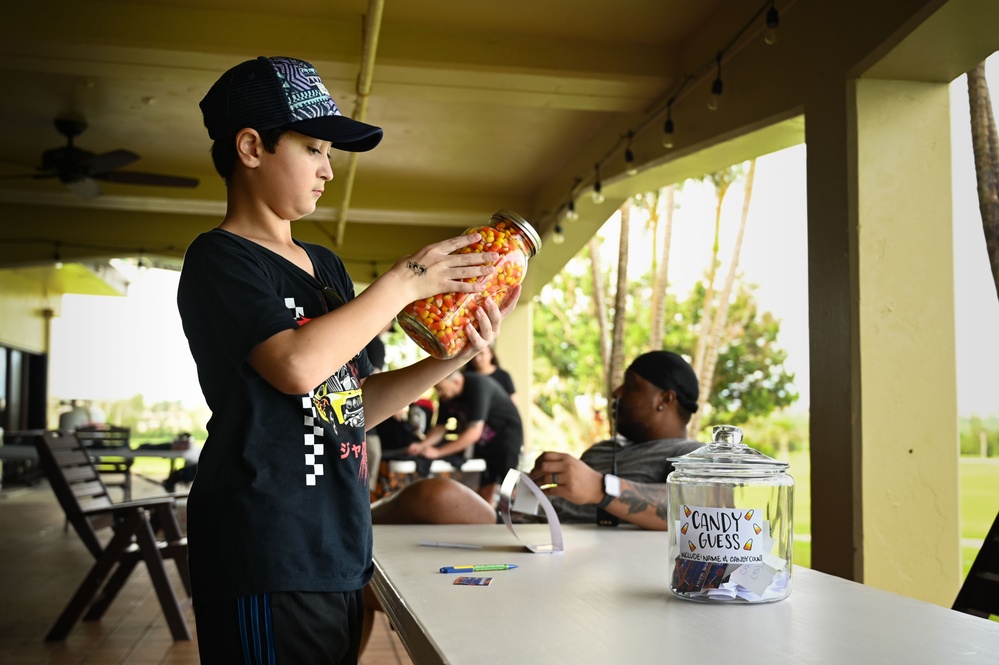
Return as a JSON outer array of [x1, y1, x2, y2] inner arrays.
[[398, 217, 535, 359]]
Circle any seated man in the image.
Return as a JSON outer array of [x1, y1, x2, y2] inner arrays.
[[371, 350, 704, 530]]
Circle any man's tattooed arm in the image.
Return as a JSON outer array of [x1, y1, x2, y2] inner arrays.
[[615, 481, 670, 530]]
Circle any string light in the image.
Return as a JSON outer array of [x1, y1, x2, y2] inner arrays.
[[54, 242, 63, 270], [566, 198, 579, 221], [591, 164, 605, 204], [552, 222, 566, 245], [624, 132, 638, 176], [707, 52, 723, 111], [663, 106, 675, 149], [540, 0, 784, 243], [764, 1, 780, 45]]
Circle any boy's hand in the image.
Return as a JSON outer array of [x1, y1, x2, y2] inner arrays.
[[452, 284, 521, 363], [393, 233, 499, 302]]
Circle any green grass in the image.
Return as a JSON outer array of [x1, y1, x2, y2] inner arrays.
[[783, 451, 998, 579], [959, 458, 999, 540]]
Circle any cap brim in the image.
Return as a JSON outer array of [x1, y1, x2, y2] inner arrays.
[[291, 116, 383, 152]]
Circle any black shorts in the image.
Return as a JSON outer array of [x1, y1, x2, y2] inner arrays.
[[478, 445, 521, 486], [194, 589, 364, 664]]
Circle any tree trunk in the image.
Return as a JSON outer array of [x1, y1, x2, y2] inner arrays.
[[609, 204, 631, 402], [692, 171, 733, 382], [967, 62, 999, 301], [650, 186, 676, 350], [689, 160, 756, 436], [588, 237, 610, 379]]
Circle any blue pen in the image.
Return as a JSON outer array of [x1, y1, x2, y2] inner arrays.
[[439, 564, 519, 573]]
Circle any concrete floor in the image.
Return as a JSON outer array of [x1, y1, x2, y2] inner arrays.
[[0, 474, 412, 665]]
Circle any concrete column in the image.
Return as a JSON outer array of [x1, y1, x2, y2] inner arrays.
[[806, 76, 962, 606], [855, 78, 960, 605], [494, 298, 534, 467]]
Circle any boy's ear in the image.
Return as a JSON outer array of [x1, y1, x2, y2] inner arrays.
[[234, 128, 263, 168]]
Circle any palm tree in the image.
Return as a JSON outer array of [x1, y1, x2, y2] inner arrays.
[[689, 160, 757, 436], [692, 168, 738, 383], [609, 203, 631, 401], [967, 61, 999, 301], [650, 186, 677, 350]]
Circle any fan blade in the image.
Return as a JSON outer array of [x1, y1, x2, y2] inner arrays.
[[96, 171, 199, 188], [85, 149, 140, 175], [64, 177, 101, 199], [0, 173, 56, 180]]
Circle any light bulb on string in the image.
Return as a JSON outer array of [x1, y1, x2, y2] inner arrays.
[[764, 1, 780, 45], [708, 53, 723, 111], [552, 222, 565, 245], [624, 131, 638, 176], [566, 199, 579, 221], [53, 243, 63, 270], [591, 164, 605, 204], [662, 108, 675, 149]]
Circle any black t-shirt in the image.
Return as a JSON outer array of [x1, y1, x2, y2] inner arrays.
[[365, 335, 386, 371], [177, 229, 374, 606], [465, 367, 516, 395], [440, 372, 522, 459]]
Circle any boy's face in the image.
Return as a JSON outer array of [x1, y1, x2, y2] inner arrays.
[[253, 130, 334, 221]]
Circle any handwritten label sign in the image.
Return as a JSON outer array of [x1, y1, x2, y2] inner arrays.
[[676, 504, 766, 563]]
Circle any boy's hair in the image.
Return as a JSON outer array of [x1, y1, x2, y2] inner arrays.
[[210, 126, 287, 182]]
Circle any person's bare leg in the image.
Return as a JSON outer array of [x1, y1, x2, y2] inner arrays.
[[476, 482, 498, 508], [364, 478, 495, 657], [371, 477, 497, 525]]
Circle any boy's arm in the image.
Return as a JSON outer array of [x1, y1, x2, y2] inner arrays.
[[248, 235, 498, 395], [359, 287, 520, 427]]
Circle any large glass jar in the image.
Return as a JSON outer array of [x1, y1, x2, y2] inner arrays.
[[397, 209, 540, 359], [666, 425, 794, 603]]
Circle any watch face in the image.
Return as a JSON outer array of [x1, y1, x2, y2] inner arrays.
[[604, 474, 621, 497]]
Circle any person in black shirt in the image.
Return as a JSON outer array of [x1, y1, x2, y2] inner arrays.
[[407, 370, 523, 505], [464, 344, 516, 398]]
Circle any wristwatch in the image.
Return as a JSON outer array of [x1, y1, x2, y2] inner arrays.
[[596, 474, 621, 509]]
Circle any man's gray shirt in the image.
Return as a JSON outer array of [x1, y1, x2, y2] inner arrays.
[[548, 436, 704, 524]]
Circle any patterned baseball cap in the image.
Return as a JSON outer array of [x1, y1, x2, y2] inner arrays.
[[200, 56, 383, 152]]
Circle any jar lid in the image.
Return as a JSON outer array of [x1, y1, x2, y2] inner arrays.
[[492, 209, 542, 257], [668, 425, 788, 471]]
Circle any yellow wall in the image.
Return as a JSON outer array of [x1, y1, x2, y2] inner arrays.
[[856, 78, 961, 605], [0, 272, 58, 354]]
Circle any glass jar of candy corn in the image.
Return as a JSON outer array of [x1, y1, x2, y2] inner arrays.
[[397, 209, 541, 360]]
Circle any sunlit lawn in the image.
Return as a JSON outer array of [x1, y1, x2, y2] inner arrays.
[[784, 450, 997, 581]]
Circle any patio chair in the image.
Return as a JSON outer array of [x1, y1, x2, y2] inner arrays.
[[33, 429, 191, 641], [74, 424, 134, 501], [952, 508, 999, 619]]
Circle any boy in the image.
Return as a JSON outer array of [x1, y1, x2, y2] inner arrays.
[[179, 56, 520, 663]]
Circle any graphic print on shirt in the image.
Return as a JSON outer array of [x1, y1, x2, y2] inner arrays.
[[286, 296, 369, 487]]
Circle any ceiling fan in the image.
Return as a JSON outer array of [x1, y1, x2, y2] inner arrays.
[[0, 117, 199, 199]]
